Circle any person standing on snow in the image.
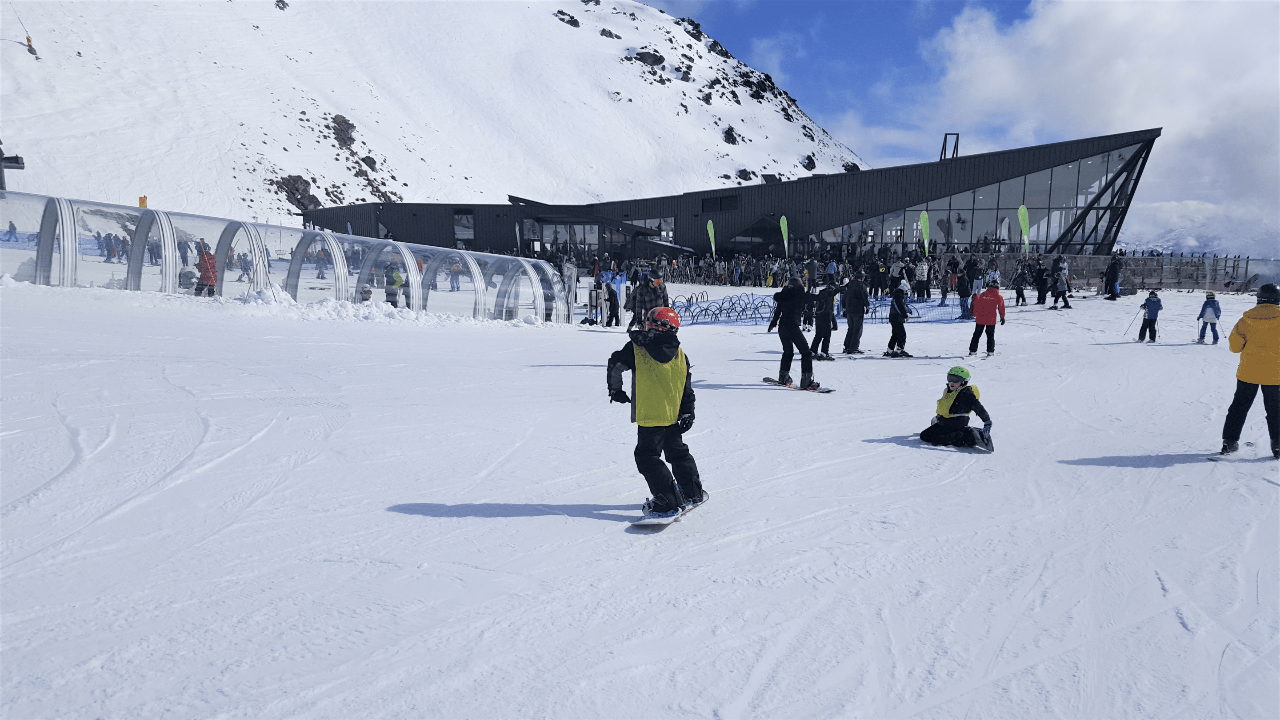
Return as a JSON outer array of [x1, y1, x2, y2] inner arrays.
[[885, 279, 911, 358], [193, 247, 217, 297], [841, 271, 871, 354], [383, 262, 404, 307], [956, 271, 973, 320], [1137, 290, 1162, 342], [809, 281, 839, 361], [1198, 291, 1223, 344], [626, 268, 669, 331], [969, 280, 1007, 356], [604, 280, 621, 327], [1219, 283, 1280, 458], [920, 366, 994, 451], [767, 277, 820, 389], [607, 307, 707, 519]]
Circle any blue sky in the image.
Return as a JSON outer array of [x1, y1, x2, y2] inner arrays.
[[647, 0, 1280, 255], [662, 0, 1033, 166]]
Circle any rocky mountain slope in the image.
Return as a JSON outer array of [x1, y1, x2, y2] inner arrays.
[[2, 0, 865, 222]]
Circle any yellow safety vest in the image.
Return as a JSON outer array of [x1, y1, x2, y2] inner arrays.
[[633, 345, 687, 427], [936, 384, 980, 419]]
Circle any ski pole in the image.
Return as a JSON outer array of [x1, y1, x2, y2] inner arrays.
[[1124, 307, 1142, 336]]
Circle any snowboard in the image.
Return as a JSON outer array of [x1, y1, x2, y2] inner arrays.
[[1206, 441, 1273, 461], [630, 491, 710, 527], [763, 377, 835, 393], [630, 508, 685, 526]]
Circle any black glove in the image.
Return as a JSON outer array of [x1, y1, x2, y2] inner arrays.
[[677, 412, 694, 433], [767, 322, 777, 333], [1000, 317, 1005, 325], [610, 389, 630, 404], [983, 420, 992, 433]]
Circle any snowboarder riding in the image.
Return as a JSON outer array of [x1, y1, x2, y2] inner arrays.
[[920, 366, 994, 451], [607, 307, 707, 520]]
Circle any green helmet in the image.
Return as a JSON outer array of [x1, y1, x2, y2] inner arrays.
[[947, 366, 971, 381]]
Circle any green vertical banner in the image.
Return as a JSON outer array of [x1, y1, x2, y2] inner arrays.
[[920, 210, 930, 256], [1017, 205, 1030, 253], [707, 220, 716, 259], [780, 215, 789, 257]]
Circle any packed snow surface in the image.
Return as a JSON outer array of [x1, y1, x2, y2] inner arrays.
[[1, 281, 1276, 719]]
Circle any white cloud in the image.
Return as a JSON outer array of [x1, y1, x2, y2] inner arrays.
[[829, 0, 1280, 257], [747, 32, 805, 86]]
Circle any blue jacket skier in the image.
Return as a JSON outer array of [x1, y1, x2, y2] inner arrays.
[[1138, 291, 1163, 342], [1198, 292, 1222, 344]]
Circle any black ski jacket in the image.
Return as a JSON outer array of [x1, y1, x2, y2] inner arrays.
[[888, 286, 909, 319], [813, 286, 838, 323], [768, 285, 811, 330], [842, 280, 870, 318], [941, 385, 991, 424]]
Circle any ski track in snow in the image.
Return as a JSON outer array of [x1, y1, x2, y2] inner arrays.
[[1, 281, 1277, 719]]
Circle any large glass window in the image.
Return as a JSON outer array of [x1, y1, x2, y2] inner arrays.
[[998, 176, 1024, 208], [973, 184, 999, 209], [453, 209, 474, 240], [1051, 162, 1080, 208], [1024, 170, 1051, 207], [972, 209, 999, 249], [1076, 153, 1108, 207]]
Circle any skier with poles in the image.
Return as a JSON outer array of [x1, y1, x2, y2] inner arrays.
[[920, 366, 994, 452], [1197, 291, 1222, 344], [1218, 283, 1280, 459], [767, 277, 820, 389], [1137, 290, 1162, 342], [607, 307, 708, 522]]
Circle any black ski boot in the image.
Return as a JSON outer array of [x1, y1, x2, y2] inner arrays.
[[777, 373, 794, 387], [1220, 440, 1239, 456], [799, 372, 820, 391], [1272, 442, 1279, 459]]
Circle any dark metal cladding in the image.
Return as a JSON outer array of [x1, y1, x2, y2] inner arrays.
[[303, 128, 1161, 258]]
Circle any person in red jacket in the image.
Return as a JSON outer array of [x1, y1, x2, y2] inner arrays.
[[193, 247, 218, 297], [969, 280, 1007, 356]]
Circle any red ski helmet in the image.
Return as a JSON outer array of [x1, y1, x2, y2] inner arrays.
[[646, 307, 681, 332]]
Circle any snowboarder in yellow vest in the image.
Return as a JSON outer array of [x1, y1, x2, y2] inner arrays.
[[920, 366, 994, 451], [607, 307, 706, 519]]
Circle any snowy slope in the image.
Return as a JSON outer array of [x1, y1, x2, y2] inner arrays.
[[1, 0, 864, 220], [2, 279, 1276, 718]]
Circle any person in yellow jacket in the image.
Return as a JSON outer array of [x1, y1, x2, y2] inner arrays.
[[607, 307, 706, 519], [1220, 283, 1280, 458]]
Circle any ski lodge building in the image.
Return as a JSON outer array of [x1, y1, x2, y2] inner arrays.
[[302, 128, 1161, 261]]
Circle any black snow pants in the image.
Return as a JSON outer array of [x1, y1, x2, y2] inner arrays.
[[810, 317, 833, 355], [605, 304, 620, 327], [778, 323, 813, 378], [887, 317, 907, 352], [920, 415, 976, 447], [969, 324, 996, 354], [842, 313, 865, 353], [1015, 287, 1026, 305], [1138, 318, 1157, 341], [635, 424, 702, 509], [1222, 380, 1279, 446]]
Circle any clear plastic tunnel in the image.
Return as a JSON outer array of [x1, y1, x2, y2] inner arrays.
[[0, 190, 570, 322]]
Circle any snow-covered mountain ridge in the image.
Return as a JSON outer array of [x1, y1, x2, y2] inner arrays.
[[1, 0, 864, 223]]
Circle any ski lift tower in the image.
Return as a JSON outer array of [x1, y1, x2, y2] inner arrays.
[[0, 139, 26, 191]]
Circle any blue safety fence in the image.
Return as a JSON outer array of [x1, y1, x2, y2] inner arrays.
[[672, 292, 974, 326]]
